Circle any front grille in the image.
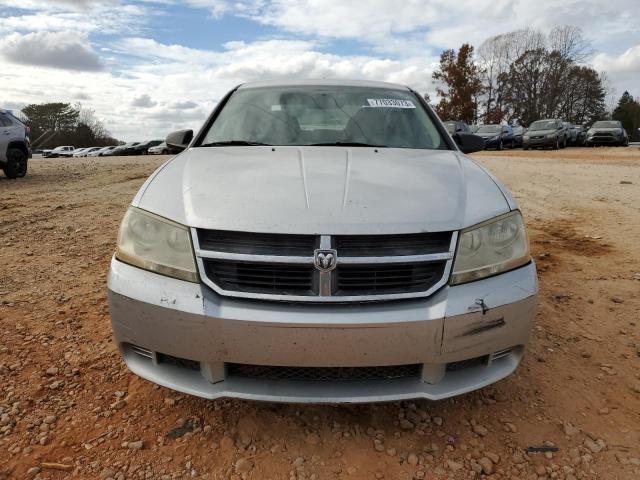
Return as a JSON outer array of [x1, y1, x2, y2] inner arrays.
[[198, 230, 316, 256], [336, 262, 447, 295], [195, 230, 455, 301], [204, 260, 316, 295], [227, 363, 421, 381], [334, 232, 452, 257], [446, 355, 488, 372], [157, 353, 200, 371]]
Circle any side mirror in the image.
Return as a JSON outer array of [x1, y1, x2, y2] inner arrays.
[[454, 133, 485, 154], [166, 129, 193, 152]]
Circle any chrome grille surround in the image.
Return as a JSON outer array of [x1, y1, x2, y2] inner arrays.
[[192, 230, 457, 302]]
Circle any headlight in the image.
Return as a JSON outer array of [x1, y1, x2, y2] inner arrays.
[[115, 207, 198, 282], [450, 211, 530, 285]]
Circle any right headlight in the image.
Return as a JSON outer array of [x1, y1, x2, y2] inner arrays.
[[115, 206, 198, 282], [450, 211, 530, 285]]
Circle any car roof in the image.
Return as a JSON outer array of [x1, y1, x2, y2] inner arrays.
[[237, 78, 410, 91]]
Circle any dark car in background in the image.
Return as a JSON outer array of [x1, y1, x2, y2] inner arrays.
[[523, 119, 566, 150], [563, 122, 577, 146], [470, 125, 481, 133], [109, 142, 140, 156], [573, 125, 587, 146], [476, 124, 514, 150], [586, 120, 629, 147], [512, 126, 527, 148], [132, 139, 163, 155]]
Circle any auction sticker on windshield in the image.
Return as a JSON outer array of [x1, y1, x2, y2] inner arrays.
[[367, 99, 415, 108]]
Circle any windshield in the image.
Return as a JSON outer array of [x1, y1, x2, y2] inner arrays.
[[199, 85, 446, 149], [477, 125, 501, 134], [513, 126, 525, 134], [592, 121, 620, 129], [529, 120, 557, 131]]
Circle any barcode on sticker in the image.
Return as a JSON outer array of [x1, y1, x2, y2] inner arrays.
[[367, 99, 415, 108]]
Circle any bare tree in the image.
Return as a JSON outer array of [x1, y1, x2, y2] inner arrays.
[[548, 25, 593, 62], [477, 28, 546, 122]]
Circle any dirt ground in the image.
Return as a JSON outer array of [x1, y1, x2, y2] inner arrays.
[[1, 147, 639, 480]]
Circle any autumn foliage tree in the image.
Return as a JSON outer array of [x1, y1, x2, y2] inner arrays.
[[432, 44, 483, 124]]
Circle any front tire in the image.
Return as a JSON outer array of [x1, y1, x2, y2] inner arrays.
[[497, 140, 503, 151], [552, 139, 559, 150], [4, 148, 28, 178]]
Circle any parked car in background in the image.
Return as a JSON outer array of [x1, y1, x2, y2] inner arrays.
[[563, 122, 577, 146], [573, 125, 587, 146], [586, 120, 629, 147], [44, 145, 75, 158], [476, 124, 515, 150], [108, 79, 536, 404], [148, 141, 170, 155], [72, 148, 90, 157], [110, 142, 140, 156], [523, 119, 566, 150], [444, 121, 471, 136], [80, 147, 102, 157], [0, 108, 30, 178], [89, 146, 117, 157], [132, 139, 163, 155], [512, 126, 527, 148], [470, 125, 481, 133]]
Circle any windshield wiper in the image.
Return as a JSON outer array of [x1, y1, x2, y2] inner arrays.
[[200, 140, 272, 147], [309, 141, 386, 147]]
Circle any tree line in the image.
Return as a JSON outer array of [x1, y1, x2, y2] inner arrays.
[[21, 102, 120, 148], [430, 25, 640, 137]]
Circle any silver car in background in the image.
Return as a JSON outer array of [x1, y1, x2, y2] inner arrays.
[[108, 80, 537, 403]]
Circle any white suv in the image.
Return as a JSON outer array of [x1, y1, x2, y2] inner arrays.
[[0, 109, 30, 178]]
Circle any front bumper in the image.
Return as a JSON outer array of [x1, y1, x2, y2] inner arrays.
[[587, 136, 621, 145], [523, 137, 555, 148], [108, 258, 537, 403]]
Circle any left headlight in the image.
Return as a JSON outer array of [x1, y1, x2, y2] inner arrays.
[[115, 206, 198, 282], [450, 211, 530, 285]]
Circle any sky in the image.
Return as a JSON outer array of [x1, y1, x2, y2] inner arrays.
[[1, 0, 639, 141]]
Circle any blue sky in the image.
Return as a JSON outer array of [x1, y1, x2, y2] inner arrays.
[[1, 0, 638, 140]]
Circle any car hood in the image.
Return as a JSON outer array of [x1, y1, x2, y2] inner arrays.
[[134, 146, 512, 234], [527, 129, 557, 135], [590, 128, 621, 133]]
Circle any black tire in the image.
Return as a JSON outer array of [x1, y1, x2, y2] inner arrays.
[[497, 140, 503, 151], [4, 147, 28, 179], [552, 138, 559, 150], [523, 146, 529, 151]]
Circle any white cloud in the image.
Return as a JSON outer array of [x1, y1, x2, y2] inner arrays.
[[131, 93, 157, 108], [592, 45, 640, 95], [0, 31, 104, 70], [187, 0, 640, 54]]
